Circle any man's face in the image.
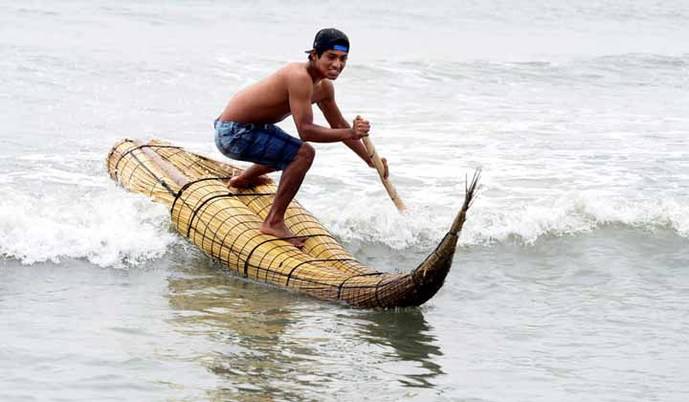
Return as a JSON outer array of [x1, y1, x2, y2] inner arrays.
[[316, 50, 348, 79]]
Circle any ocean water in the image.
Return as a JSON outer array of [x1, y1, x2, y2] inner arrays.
[[1, 0, 689, 401]]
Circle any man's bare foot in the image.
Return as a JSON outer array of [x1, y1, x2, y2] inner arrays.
[[228, 174, 271, 189], [260, 221, 305, 248]]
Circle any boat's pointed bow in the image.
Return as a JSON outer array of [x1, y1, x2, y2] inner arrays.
[[375, 170, 480, 308]]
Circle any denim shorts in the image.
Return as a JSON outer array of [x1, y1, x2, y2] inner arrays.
[[214, 120, 303, 171]]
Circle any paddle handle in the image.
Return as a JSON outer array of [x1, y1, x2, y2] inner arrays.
[[362, 135, 407, 212]]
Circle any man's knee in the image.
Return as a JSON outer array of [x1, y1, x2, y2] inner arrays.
[[296, 143, 315, 164]]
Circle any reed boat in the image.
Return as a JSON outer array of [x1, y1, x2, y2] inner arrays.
[[106, 139, 478, 308]]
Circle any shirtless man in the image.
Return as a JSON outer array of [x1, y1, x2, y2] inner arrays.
[[214, 28, 387, 247]]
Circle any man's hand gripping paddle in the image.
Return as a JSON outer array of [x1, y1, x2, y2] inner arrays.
[[355, 115, 407, 212]]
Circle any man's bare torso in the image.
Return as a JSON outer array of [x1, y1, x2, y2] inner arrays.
[[218, 63, 330, 124]]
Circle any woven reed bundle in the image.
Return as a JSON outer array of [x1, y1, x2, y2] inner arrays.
[[106, 139, 478, 308]]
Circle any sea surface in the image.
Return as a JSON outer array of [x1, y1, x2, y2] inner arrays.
[[2, 1, 689, 401]]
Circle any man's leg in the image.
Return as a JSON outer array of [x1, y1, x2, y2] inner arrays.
[[229, 163, 275, 188], [260, 143, 315, 247]]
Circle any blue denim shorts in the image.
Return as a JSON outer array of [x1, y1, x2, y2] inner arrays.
[[214, 120, 303, 171]]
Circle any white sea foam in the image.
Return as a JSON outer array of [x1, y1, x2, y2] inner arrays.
[[0, 186, 177, 267], [3, 165, 685, 269], [307, 188, 689, 250], [465, 193, 689, 245]]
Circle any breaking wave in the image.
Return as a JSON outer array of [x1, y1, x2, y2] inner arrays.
[[2, 181, 687, 269], [0, 186, 178, 267], [310, 191, 689, 250]]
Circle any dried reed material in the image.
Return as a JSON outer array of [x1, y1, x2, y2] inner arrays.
[[106, 139, 478, 308]]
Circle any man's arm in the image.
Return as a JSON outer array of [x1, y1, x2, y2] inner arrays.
[[316, 82, 373, 165], [289, 73, 362, 143], [317, 82, 388, 178]]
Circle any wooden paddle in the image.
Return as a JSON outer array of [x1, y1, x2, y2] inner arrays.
[[360, 129, 407, 212]]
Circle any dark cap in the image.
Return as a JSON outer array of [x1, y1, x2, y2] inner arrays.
[[305, 28, 350, 54]]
